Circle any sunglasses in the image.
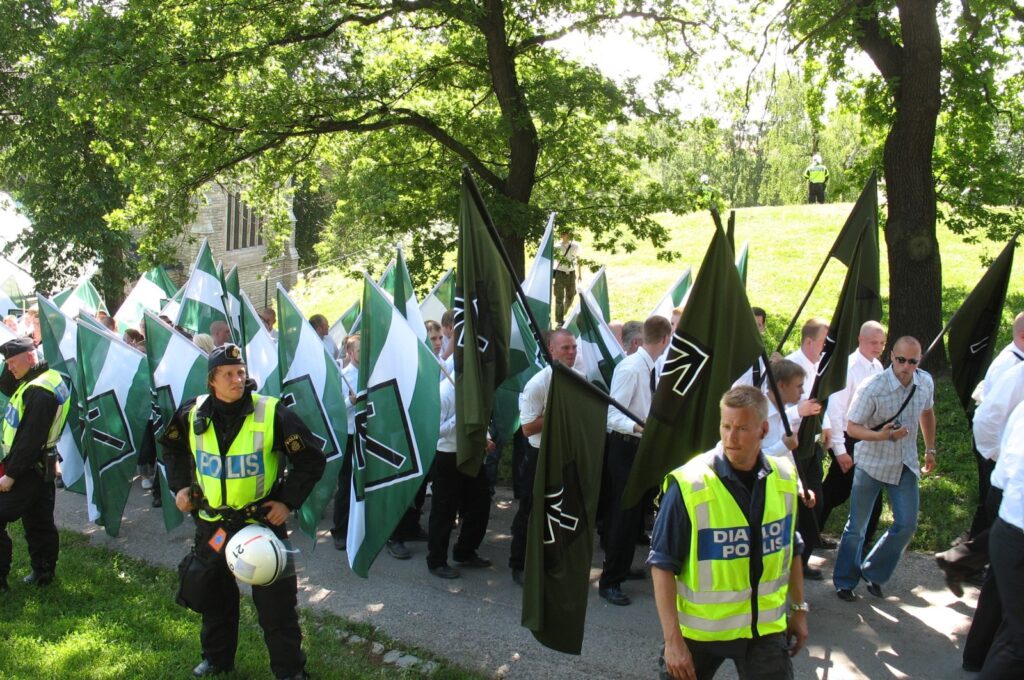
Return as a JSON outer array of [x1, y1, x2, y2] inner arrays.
[[892, 355, 920, 365]]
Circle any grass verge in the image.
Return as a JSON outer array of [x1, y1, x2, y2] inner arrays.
[[0, 527, 484, 680]]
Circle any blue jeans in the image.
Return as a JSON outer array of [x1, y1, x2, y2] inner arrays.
[[833, 465, 919, 590]]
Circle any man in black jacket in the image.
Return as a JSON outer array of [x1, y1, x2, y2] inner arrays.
[[162, 344, 325, 679], [0, 336, 70, 590]]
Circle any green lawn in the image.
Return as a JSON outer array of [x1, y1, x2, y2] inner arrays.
[[293, 202, 1020, 553], [0, 528, 482, 680]]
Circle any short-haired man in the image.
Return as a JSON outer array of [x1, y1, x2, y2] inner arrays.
[[553, 230, 581, 327], [162, 344, 325, 678], [820, 321, 887, 539], [833, 336, 936, 601], [308, 314, 338, 361], [784, 318, 830, 579], [599, 315, 672, 606], [621, 321, 644, 356], [509, 329, 578, 584], [650, 386, 808, 679], [425, 320, 443, 357], [259, 307, 278, 341], [208, 320, 232, 348], [0, 337, 70, 589]]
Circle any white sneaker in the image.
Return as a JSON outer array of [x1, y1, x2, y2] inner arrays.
[[141, 477, 153, 490]]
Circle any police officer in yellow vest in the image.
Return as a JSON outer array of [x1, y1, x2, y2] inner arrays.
[[0, 336, 70, 590], [161, 344, 325, 679], [649, 386, 808, 680], [803, 154, 829, 204]]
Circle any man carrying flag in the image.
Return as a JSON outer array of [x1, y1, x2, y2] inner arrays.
[[0, 337, 70, 589], [161, 344, 325, 679]]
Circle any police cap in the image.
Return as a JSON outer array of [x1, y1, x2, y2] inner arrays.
[[0, 337, 35, 360], [208, 343, 245, 374]]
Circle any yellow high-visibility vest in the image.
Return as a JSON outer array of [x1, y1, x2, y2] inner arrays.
[[1, 369, 71, 456], [188, 394, 278, 522], [666, 452, 798, 641], [805, 164, 829, 183]]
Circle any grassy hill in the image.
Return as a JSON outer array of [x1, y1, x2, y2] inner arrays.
[[294, 202, 1023, 355], [293, 202, 1022, 552]]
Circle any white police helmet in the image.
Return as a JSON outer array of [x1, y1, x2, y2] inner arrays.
[[225, 524, 288, 586]]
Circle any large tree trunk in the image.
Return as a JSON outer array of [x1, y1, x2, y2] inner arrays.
[[883, 2, 943, 368], [858, 0, 944, 369]]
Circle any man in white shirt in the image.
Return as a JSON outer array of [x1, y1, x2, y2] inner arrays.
[[973, 398, 1024, 677], [785, 318, 831, 579], [820, 321, 887, 540], [598, 316, 672, 606], [553, 230, 581, 327], [509, 329, 578, 584], [331, 335, 360, 551], [309, 314, 339, 362]]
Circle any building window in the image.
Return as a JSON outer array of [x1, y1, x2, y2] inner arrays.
[[225, 192, 265, 251]]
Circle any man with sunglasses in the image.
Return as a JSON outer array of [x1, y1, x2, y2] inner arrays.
[[832, 336, 937, 601]]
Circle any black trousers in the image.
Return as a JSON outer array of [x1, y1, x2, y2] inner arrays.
[[964, 486, 1004, 668], [658, 634, 793, 680], [0, 471, 58, 579], [796, 446, 824, 558], [820, 435, 883, 545], [600, 432, 641, 590], [426, 451, 491, 569], [509, 443, 540, 570], [977, 517, 1024, 679], [193, 520, 305, 679], [808, 183, 826, 204], [970, 448, 997, 539], [331, 436, 354, 539]]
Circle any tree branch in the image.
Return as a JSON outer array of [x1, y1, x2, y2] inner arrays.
[[853, 0, 903, 83]]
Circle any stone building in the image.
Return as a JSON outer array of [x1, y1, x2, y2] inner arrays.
[[172, 183, 299, 309]]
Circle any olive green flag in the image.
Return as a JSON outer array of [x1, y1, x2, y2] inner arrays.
[[623, 221, 763, 507], [830, 171, 882, 323], [455, 171, 513, 475], [522, 363, 608, 655]]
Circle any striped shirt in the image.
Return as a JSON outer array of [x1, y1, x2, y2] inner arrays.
[[847, 367, 934, 484]]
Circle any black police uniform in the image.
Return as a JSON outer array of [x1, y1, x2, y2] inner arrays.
[[0, 356, 62, 589], [162, 378, 325, 680]]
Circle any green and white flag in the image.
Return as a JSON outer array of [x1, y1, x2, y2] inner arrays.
[[736, 241, 749, 287], [114, 266, 178, 334], [239, 291, 281, 395], [493, 300, 548, 443], [650, 267, 693, 321], [328, 301, 361, 353], [0, 323, 16, 441], [161, 284, 186, 322], [277, 284, 346, 540], [223, 265, 242, 344], [37, 294, 89, 499], [77, 321, 152, 537], [419, 269, 454, 326], [77, 310, 112, 334], [575, 291, 624, 392], [585, 267, 611, 323], [143, 312, 209, 531], [391, 246, 427, 343], [59, 276, 107, 318], [376, 260, 396, 297], [349, 275, 440, 577], [0, 275, 27, 317], [522, 213, 555, 330], [174, 239, 228, 336]]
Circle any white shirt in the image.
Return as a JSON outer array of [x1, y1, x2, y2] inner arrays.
[[554, 240, 581, 273], [973, 341, 1024, 403], [827, 349, 884, 455], [731, 357, 768, 395], [607, 347, 657, 437], [974, 361, 1024, 462], [437, 379, 456, 453], [519, 364, 582, 448], [340, 363, 359, 436], [764, 399, 804, 493], [785, 348, 832, 433], [322, 334, 340, 362], [993, 399, 1024, 530]]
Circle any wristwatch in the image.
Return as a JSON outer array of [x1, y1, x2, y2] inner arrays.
[[790, 602, 810, 613]]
